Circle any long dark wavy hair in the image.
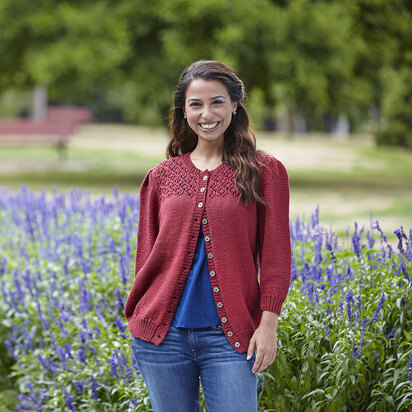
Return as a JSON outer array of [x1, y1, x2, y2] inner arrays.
[[167, 60, 266, 205]]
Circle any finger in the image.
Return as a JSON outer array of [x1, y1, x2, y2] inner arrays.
[[252, 349, 264, 374], [257, 353, 271, 373], [247, 337, 256, 360], [256, 350, 276, 373]]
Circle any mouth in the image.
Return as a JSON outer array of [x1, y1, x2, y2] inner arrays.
[[199, 121, 219, 131]]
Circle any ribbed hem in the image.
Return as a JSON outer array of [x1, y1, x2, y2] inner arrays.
[[260, 295, 285, 315], [127, 317, 159, 343]]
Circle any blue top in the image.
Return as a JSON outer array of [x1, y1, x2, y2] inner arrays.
[[171, 226, 220, 328]]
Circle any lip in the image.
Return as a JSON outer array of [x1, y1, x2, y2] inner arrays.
[[198, 121, 220, 132]]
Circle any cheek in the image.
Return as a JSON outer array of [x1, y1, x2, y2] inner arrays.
[[222, 110, 233, 123], [186, 117, 199, 132]]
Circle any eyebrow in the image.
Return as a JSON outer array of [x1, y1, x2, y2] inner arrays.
[[187, 95, 227, 103]]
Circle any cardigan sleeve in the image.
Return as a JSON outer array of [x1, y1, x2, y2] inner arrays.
[[257, 155, 292, 315], [134, 168, 160, 276]]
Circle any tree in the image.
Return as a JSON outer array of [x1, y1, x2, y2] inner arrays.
[[0, 0, 411, 141]]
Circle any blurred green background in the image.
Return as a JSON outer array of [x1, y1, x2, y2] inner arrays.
[[1, 0, 412, 238]]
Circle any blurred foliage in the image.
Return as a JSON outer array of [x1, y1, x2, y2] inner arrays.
[[0, 90, 30, 118], [376, 66, 412, 148], [0, 0, 411, 142]]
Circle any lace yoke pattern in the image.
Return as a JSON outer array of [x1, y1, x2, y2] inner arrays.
[[207, 167, 238, 198], [157, 158, 197, 200], [155, 157, 238, 201]]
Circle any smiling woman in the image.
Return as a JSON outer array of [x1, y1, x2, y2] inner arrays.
[[184, 79, 237, 151], [125, 60, 292, 412]]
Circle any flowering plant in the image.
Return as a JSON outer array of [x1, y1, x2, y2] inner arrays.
[[0, 187, 411, 411]]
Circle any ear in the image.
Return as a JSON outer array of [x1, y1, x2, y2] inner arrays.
[[232, 102, 238, 113]]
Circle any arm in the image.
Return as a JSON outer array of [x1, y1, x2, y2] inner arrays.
[[124, 167, 161, 320], [247, 155, 291, 373], [134, 168, 160, 276]]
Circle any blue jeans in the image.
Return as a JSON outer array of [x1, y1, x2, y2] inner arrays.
[[131, 325, 257, 412]]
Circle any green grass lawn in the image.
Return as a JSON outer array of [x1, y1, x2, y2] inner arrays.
[[1, 124, 411, 243]]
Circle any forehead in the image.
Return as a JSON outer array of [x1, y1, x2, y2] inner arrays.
[[185, 79, 229, 100]]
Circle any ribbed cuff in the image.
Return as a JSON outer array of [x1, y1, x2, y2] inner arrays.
[[260, 295, 284, 315]]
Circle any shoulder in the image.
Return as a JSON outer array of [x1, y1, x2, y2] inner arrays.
[[257, 151, 288, 181], [143, 154, 188, 184]]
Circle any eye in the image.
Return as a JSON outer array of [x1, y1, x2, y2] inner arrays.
[[189, 102, 201, 107], [212, 100, 223, 104]]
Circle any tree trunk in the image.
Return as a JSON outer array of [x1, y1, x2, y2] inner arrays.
[[31, 86, 47, 122]]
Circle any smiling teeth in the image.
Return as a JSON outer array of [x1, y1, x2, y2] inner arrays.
[[200, 122, 218, 129]]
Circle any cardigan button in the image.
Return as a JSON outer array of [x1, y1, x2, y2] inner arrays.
[[198, 202, 203, 208], [203, 175, 208, 180], [205, 236, 210, 242], [202, 218, 208, 225], [235, 342, 240, 348], [221, 317, 227, 323], [208, 253, 213, 259], [213, 287, 220, 293], [200, 187, 205, 192], [217, 302, 223, 308], [227, 331, 233, 337], [210, 271, 215, 277]]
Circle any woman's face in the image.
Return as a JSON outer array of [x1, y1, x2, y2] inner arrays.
[[184, 79, 237, 146]]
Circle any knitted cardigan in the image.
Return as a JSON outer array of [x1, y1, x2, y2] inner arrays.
[[124, 151, 291, 354]]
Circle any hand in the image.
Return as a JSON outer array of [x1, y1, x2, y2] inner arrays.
[[247, 311, 278, 374]]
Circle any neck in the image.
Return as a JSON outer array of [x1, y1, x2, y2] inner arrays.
[[191, 139, 224, 162]]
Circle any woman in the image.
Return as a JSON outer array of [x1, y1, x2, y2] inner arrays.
[[124, 60, 291, 412]]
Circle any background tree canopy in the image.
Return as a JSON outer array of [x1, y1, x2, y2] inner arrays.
[[0, 0, 411, 144]]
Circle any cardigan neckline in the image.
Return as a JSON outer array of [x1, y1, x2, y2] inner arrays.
[[182, 151, 228, 175]]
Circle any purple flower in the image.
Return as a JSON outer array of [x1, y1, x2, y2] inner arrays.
[[115, 317, 126, 333], [366, 229, 375, 249], [355, 295, 362, 321], [361, 318, 369, 347], [352, 222, 362, 258], [401, 261, 410, 282], [338, 300, 344, 315], [109, 355, 120, 379], [73, 381, 84, 394], [77, 345, 87, 364], [258, 373, 266, 387], [372, 292, 386, 325], [62, 387, 76, 411], [3, 340, 16, 360], [352, 341, 360, 361], [373, 220, 387, 243], [385, 328, 396, 340], [407, 351, 412, 380], [394, 226, 407, 254], [90, 375, 99, 400], [345, 290, 354, 322]]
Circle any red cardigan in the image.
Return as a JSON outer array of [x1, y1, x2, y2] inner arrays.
[[124, 151, 291, 354]]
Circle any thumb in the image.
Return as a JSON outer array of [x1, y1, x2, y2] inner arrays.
[[247, 336, 256, 360]]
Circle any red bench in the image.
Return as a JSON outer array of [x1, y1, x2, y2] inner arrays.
[[0, 106, 93, 157]]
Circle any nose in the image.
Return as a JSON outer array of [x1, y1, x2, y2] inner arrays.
[[201, 105, 212, 120]]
